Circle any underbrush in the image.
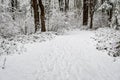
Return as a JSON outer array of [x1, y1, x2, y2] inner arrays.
[[0, 32, 56, 56], [47, 11, 82, 34], [0, 31, 56, 69], [93, 28, 120, 57]]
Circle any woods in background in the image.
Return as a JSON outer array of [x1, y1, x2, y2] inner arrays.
[[0, 0, 120, 36]]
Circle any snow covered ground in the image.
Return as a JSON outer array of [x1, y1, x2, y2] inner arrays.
[[94, 28, 120, 57], [0, 30, 120, 80]]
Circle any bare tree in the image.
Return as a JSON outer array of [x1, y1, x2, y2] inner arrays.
[[38, 0, 46, 32], [58, 0, 64, 11], [89, 0, 94, 28], [11, 0, 18, 20], [65, 0, 69, 12], [32, 0, 40, 32], [108, 2, 113, 22], [83, 0, 89, 25]]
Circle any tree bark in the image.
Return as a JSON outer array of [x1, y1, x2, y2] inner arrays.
[[83, 0, 89, 25], [108, 3, 113, 22], [58, 0, 64, 11], [11, 0, 18, 20], [89, 0, 96, 29], [65, 0, 69, 12], [89, 0, 93, 29], [38, 0, 46, 32], [32, 0, 40, 33]]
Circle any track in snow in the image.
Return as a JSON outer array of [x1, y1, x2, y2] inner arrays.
[[0, 30, 120, 80]]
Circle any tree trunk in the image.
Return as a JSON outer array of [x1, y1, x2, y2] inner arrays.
[[32, 0, 40, 33], [58, 0, 64, 11], [11, 0, 18, 20], [38, 0, 46, 32], [108, 3, 113, 22], [89, 0, 93, 29], [11, 0, 14, 13], [48, 0, 51, 31], [83, 0, 88, 25], [89, 0, 96, 29], [74, 0, 76, 8], [90, 13, 94, 29], [65, 0, 69, 12]]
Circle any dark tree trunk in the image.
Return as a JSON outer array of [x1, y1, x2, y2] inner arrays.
[[38, 0, 46, 32], [48, 0, 51, 31], [108, 3, 113, 22], [58, 0, 64, 11], [30, 0, 33, 16], [11, 0, 14, 13], [14, 0, 18, 9], [65, 0, 69, 12], [11, 0, 18, 20], [89, 0, 94, 29], [89, 0, 97, 29], [32, 0, 40, 33], [90, 13, 94, 29], [83, 0, 89, 25]]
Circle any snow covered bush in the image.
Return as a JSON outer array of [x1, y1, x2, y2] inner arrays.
[[93, 28, 120, 57], [0, 32, 56, 56], [0, 31, 56, 69], [48, 10, 81, 34], [0, 38, 24, 56], [48, 11, 70, 33], [97, 1, 112, 12], [10, 32, 56, 44], [0, 12, 21, 38], [16, 1, 35, 34], [93, 12, 109, 29], [97, 0, 120, 29]]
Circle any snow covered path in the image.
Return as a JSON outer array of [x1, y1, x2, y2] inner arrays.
[[0, 30, 120, 80]]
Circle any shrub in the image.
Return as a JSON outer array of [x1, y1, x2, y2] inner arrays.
[[0, 13, 21, 38]]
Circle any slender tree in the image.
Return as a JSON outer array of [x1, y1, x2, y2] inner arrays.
[[58, 0, 64, 11], [108, 2, 113, 22], [48, 0, 51, 30], [89, 0, 98, 28], [83, 0, 89, 25], [89, 0, 94, 28], [65, 0, 69, 12], [38, 0, 46, 32], [32, 0, 40, 32], [11, 0, 18, 20]]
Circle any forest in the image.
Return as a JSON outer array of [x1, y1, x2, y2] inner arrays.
[[0, 0, 120, 80]]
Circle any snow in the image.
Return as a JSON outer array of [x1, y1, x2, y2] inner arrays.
[[0, 30, 120, 80], [94, 28, 120, 57]]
